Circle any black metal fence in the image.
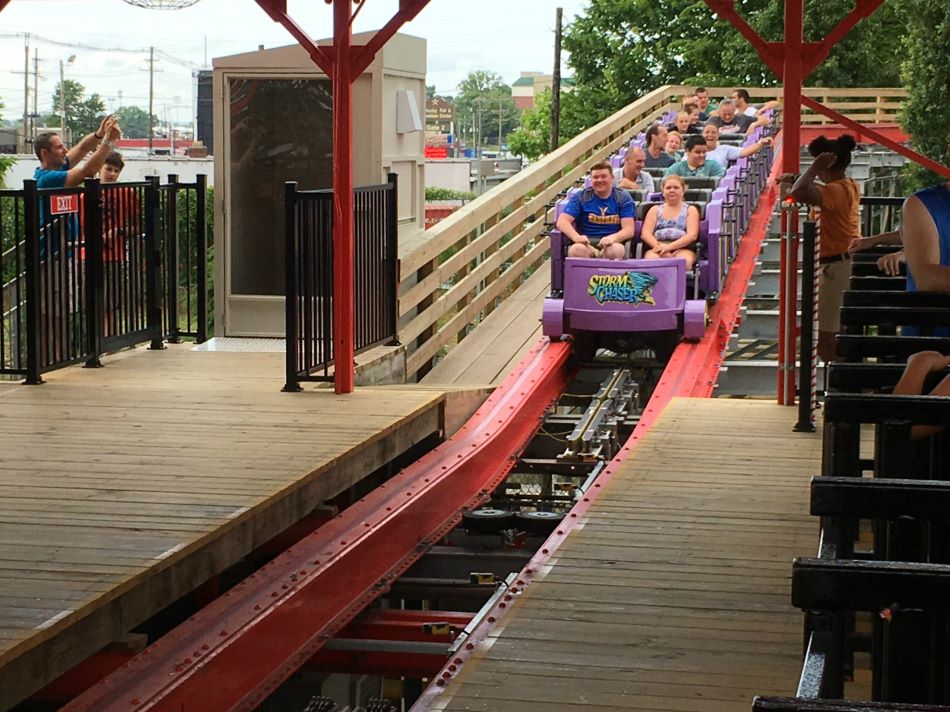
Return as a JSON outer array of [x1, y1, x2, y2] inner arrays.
[[161, 174, 209, 343], [284, 174, 399, 391], [794, 195, 908, 427], [0, 175, 209, 383], [859, 195, 905, 236], [755, 240, 950, 710]]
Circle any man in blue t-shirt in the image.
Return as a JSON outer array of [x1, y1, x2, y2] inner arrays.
[[556, 161, 636, 259], [34, 115, 120, 190], [34, 116, 120, 253]]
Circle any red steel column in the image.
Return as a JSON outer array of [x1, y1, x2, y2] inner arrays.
[[777, 0, 804, 405], [332, 0, 355, 394]]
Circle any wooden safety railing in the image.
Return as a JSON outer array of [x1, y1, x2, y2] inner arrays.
[[398, 85, 684, 381], [734, 86, 907, 125], [398, 84, 905, 382]]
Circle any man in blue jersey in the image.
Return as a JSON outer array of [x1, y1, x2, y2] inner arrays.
[[556, 161, 636, 259]]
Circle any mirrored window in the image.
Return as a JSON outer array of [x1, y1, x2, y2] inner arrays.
[[229, 77, 333, 295]]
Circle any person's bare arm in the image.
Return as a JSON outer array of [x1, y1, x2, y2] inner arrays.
[[555, 212, 588, 245], [738, 136, 771, 158], [640, 206, 662, 252], [790, 152, 835, 206], [744, 115, 771, 134], [600, 216, 636, 247], [65, 114, 113, 167], [848, 230, 901, 254], [63, 118, 120, 187], [877, 250, 905, 276], [755, 100, 780, 115], [617, 177, 640, 190], [893, 351, 948, 395], [902, 195, 950, 292], [893, 351, 950, 439]]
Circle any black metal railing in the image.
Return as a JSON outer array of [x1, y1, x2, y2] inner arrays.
[[161, 174, 209, 343], [284, 174, 399, 392], [0, 175, 208, 383], [757, 266, 950, 709], [1, 189, 28, 377], [794, 196, 909, 426], [859, 195, 904, 236], [89, 178, 162, 360]]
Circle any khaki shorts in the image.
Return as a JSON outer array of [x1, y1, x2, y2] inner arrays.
[[818, 258, 851, 332], [588, 239, 630, 259]]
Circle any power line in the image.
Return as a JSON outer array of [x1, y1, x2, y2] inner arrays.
[[0, 32, 204, 69]]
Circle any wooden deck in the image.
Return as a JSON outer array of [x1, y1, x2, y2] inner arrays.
[[430, 397, 821, 711], [0, 344, 450, 710], [423, 267, 550, 387]]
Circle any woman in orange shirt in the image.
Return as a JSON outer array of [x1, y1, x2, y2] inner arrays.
[[785, 134, 860, 362]]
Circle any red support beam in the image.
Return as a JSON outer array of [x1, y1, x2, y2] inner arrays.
[[254, 0, 431, 393], [801, 96, 950, 180], [337, 609, 473, 643], [706, 0, 895, 405], [60, 341, 572, 712], [703, 0, 783, 75], [331, 0, 356, 393], [32, 610, 473, 705], [805, 0, 885, 76], [352, 0, 431, 76], [253, 0, 333, 75]]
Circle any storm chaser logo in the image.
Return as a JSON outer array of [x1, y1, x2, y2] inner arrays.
[[587, 271, 658, 306]]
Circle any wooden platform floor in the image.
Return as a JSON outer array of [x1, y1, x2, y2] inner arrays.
[[0, 345, 448, 710], [431, 397, 821, 712], [423, 267, 550, 387]]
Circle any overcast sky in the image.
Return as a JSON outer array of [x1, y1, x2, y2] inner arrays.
[[0, 0, 590, 125]]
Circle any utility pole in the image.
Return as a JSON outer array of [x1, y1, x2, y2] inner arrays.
[[32, 48, 39, 140], [22, 39, 29, 153], [498, 96, 503, 153], [59, 59, 66, 139], [147, 47, 156, 154], [550, 7, 563, 153]]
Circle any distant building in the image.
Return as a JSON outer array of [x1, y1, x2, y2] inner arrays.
[[0, 127, 18, 154], [511, 72, 574, 110], [197, 69, 213, 155]]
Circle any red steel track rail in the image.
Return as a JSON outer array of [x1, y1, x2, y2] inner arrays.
[[62, 341, 573, 712], [414, 142, 786, 709]]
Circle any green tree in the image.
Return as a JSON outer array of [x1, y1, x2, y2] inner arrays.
[[508, 90, 553, 161], [898, 0, 950, 190], [508, 88, 590, 160], [561, 0, 904, 139], [454, 71, 519, 149], [115, 105, 158, 139], [50, 79, 107, 141]]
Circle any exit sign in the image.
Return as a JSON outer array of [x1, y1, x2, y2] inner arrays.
[[50, 194, 79, 215]]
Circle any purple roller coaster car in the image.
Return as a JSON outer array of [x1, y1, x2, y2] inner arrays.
[[543, 252, 707, 343]]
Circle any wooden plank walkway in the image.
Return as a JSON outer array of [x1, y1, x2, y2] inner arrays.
[[423, 267, 550, 387], [0, 344, 448, 710], [430, 397, 821, 712]]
